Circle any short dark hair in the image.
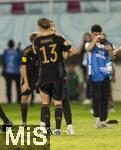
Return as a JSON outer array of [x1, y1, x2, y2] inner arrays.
[[8, 39, 15, 49], [91, 24, 102, 33], [37, 18, 50, 29], [30, 33, 38, 42]]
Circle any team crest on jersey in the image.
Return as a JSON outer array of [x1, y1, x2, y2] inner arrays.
[[22, 57, 27, 62]]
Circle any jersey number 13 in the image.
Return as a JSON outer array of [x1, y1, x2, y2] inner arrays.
[[40, 44, 57, 64]]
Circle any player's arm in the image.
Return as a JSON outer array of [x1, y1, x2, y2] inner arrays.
[[56, 34, 78, 58], [21, 65, 29, 86], [62, 48, 78, 59], [61, 37, 78, 58], [21, 54, 30, 92]]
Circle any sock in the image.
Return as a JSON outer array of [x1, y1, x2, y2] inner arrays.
[[41, 105, 45, 123], [21, 103, 28, 124], [55, 105, 63, 130], [0, 106, 9, 123], [42, 105, 50, 129], [62, 99, 72, 125]]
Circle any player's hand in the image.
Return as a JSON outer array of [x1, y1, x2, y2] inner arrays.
[[21, 83, 30, 93], [69, 48, 78, 55], [62, 51, 69, 59]]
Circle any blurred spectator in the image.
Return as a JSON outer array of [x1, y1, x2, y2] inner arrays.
[[2, 40, 22, 103], [67, 0, 81, 13], [67, 62, 82, 101], [79, 33, 92, 104], [11, 2, 25, 14], [16, 42, 22, 52]]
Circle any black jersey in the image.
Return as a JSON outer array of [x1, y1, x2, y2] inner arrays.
[[33, 34, 71, 82], [21, 45, 39, 82]]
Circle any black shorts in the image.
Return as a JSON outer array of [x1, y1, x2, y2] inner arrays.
[[39, 80, 65, 100]]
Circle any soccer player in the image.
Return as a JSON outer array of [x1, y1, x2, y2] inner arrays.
[[0, 106, 12, 131], [21, 33, 39, 127], [85, 24, 113, 128], [43, 20, 75, 135], [33, 18, 77, 135]]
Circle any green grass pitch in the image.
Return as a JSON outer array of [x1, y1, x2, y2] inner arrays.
[[0, 101, 121, 150]]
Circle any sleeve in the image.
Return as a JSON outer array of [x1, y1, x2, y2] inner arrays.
[[60, 36, 72, 52], [21, 50, 27, 65]]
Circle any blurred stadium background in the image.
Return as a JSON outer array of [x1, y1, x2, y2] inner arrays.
[[0, 0, 121, 103]]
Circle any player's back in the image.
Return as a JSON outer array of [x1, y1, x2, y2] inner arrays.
[[34, 34, 71, 82]]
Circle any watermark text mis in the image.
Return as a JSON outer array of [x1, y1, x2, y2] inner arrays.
[[5, 125, 49, 148]]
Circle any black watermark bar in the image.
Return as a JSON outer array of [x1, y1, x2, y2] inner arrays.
[[0, 125, 50, 150]]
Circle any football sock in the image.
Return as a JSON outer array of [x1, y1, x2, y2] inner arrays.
[[21, 103, 28, 124], [55, 105, 63, 129], [41, 105, 45, 123], [62, 99, 72, 125], [42, 104, 50, 128]]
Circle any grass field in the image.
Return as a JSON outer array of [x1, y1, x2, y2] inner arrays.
[[0, 101, 121, 150]]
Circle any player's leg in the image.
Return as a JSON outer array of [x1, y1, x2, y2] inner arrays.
[[63, 100, 75, 135], [62, 80, 75, 135], [40, 90, 52, 135], [21, 88, 31, 127], [0, 105, 12, 131], [30, 91, 35, 106], [63, 100, 72, 125], [52, 81, 64, 136], [40, 91, 50, 128], [53, 100, 63, 136], [40, 82, 52, 135], [36, 86, 45, 126], [40, 104, 46, 126], [40, 91, 52, 127]]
